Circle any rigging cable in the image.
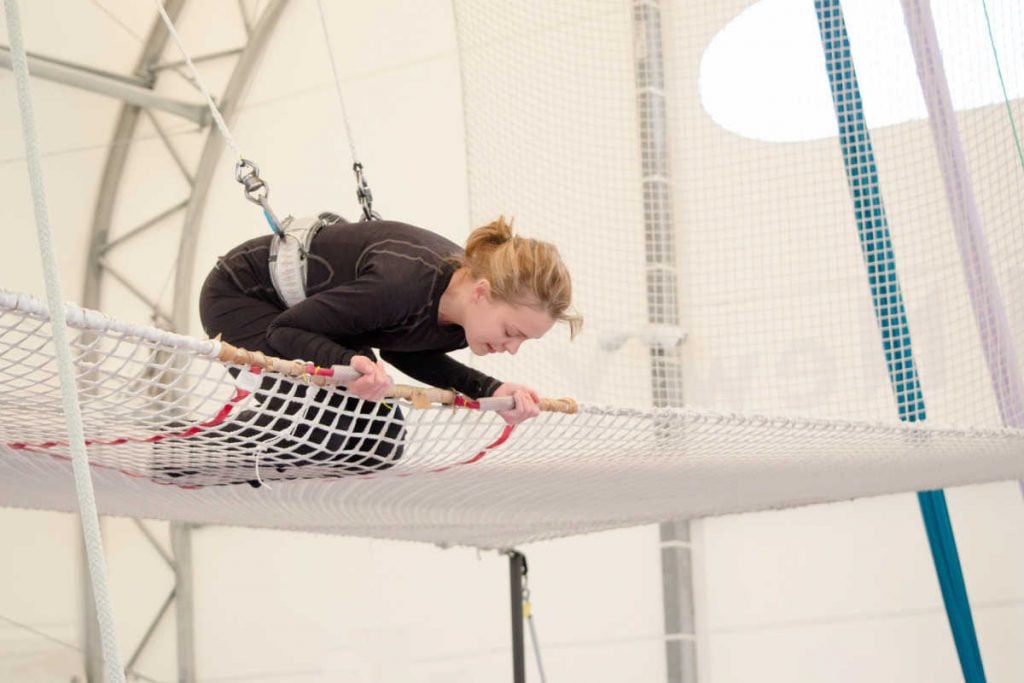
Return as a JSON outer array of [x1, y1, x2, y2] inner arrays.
[[4, 0, 126, 679], [315, 0, 381, 220]]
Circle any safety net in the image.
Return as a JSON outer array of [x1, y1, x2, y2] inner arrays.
[[1, 290, 1022, 548]]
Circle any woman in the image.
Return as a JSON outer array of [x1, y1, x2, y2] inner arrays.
[[179, 213, 581, 486]]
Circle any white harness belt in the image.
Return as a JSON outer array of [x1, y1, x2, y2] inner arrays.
[[268, 216, 325, 307]]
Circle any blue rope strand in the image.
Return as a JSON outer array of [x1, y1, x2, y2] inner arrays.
[[814, 3, 986, 680]]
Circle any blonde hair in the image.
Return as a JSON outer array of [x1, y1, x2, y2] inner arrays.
[[462, 217, 583, 338]]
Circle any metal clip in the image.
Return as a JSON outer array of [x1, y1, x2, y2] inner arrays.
[[353, 162, 381, 221], [236, 158, 283, 235], [235, 158, 266, 202]]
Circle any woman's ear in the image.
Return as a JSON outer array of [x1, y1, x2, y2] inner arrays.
[[472, 278, 491, 303]]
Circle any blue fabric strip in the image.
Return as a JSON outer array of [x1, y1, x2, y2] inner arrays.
[[813, 2, 986, 680]]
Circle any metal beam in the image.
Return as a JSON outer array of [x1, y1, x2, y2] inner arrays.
[[98, 260, 174, 326], [508, 551, 526, 683], [80, 3, 288, 681], [125, 587, 176, 674], [0, 45, 208, 124], [143, 109, 195, 185], [132, 519, 175, 569], [171, 524, 195, 683], [631, 3, 698, 682], [100, 200, 189, 254], [83, 0, 188, 314], [81, 6, 189, 679], [154, 47, 243, 72], [81, 4, 289, 681]]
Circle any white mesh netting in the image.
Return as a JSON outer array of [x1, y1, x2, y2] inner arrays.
[[3, 1, 1024, 548], [452, 0, 1024, 425], [0, 290, 1022, 548]]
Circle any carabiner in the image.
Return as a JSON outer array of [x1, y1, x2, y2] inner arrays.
[[353, 162, 381, 221], [236, 158, 283, 236]]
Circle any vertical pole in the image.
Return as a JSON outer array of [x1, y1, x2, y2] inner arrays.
[[632, 3, 697, 682], [659, 521, 696, 683], [171, 523, 196, 683], [814, 2, 986, 681], [508, 551, 526, 683]]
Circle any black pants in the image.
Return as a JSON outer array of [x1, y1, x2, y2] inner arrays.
[[159, 256, 407, 487]]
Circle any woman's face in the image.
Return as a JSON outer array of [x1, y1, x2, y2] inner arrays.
[[463, 282, 555, 356]]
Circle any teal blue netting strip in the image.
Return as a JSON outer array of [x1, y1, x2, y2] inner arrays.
[[814, 2, 986, 680]]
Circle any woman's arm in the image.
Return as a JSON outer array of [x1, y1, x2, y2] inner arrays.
[[380, 349, 502, 399], [383, 352, 542, 424], [265, 269, 397, 367]]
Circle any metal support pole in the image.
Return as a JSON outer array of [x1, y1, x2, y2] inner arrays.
[[632, 3, 697, 681], [125, 588, 176, 675], [0, 46, 208, 124], [170, 523, 196, 683], [660, 522, 696, 683], [508, 551, 526, 683], [75, 1, 288, 681]]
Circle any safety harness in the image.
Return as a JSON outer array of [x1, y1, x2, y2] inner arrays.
[[268, 215, 327, 307]]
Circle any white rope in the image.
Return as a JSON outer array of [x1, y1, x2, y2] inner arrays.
[[89, 0, 147, 44], [152, 0, 244, 161], [246, 382, 323, 489], [522, 576, 548, 683], [2, 1, 126, 681], [315, 0, 361, 165], [527, 615, 548, 683]]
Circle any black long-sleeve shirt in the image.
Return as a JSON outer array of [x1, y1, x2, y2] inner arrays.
[[212, 216, 503, 398]]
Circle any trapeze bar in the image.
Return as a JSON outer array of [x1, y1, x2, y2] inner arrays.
[[0, 45, 209, 124]]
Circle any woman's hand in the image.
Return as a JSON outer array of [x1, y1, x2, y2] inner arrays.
[[344, 355, 393, 402], [492, 383, 541, 425]]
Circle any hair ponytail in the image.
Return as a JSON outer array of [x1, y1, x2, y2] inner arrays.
[[462, 217, 583, 338]]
